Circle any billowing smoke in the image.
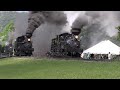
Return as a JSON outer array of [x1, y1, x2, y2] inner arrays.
[[4, 12, 28, 45], [26, 11, 67, 57], [72, 14, 89, 29], [69, 11, 120, 49], [8, 31, 15, 45], [14, 12, 29, 38], [14, 11, 120, 56], [26, 11, 67, 36], [86, 11, 120, 37], [64, 11, 86, 26], [26, 11, 45, 35], [14, 11, 67, 57], [32, 22, 66, 57]]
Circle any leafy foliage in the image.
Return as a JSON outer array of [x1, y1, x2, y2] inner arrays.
[[0, 11, 16, 46], [0, 20, 14, 46], [0, 11, 16, 31], [115, 26, 120, 41]]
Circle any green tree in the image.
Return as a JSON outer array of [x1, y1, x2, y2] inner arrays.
[[115, 26, 120, 40], [0, 20, 14, 46], [0, 11, 16, 29]]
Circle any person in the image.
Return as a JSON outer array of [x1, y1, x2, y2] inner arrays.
[[84, 53, 87, 59], [91, 53, 94, 59], [87, 52, 90, 59], [101, 54, 104, 59], [108, 52, 111, 60]]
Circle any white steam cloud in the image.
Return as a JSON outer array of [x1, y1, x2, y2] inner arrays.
[[66, 11, 120, 49]]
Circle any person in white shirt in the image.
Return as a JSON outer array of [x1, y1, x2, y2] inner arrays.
[[108, 52, 111, 60]]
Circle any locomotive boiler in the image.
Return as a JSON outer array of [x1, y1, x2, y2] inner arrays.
[[14, 35, 34, 56]]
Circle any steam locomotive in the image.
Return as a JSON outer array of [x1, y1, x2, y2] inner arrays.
[[0, 27, 83, 58], [14, 35, 34, 56], [47, 28, 83, 57], [14, 28, 83, 57], [0, 35, 34, 58], [0, 44, 14, 58]]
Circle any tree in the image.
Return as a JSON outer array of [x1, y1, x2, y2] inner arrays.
[[115, 26, 120, 40], [0, 11, 17, 47], [0, 20, 14, 46], [0, 11, 16, 31]]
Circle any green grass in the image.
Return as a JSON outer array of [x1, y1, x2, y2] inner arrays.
[[0, 57, 120, 79]]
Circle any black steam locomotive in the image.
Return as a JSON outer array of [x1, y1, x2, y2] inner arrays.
[[47, 28, 83, 57], [0, 27, 83, 58], [0, 35, 34, 58], [0, 44, 14, 58], [14, 35, 34, 56]]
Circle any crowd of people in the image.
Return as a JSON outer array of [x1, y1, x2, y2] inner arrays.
[[81, 52, 116, 60]]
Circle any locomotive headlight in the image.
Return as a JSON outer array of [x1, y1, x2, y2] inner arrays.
[[28, 38, 31, 41], [75, 36, 78, 39]]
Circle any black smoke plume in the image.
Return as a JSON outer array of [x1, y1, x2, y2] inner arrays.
[[26, 11, 67, 37], [15, 11, 120, 56], [26, 11, 67, 57], [70, 11, 120, 49]]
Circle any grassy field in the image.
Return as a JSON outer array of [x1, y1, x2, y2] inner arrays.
[[0, 57, 120, 79]]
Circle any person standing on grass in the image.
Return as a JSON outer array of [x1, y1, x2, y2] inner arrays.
[[87, 52, 90, 59], [108, 52, 111, 60]]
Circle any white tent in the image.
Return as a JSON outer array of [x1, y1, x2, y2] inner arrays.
[[83, 40, 120, 55]]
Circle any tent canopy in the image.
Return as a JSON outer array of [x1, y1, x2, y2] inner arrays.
[[83, 40, 120, 55]]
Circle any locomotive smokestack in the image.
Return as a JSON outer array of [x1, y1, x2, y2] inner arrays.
[[71, 27, 83, 35], [71, 14, 89, 35]]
